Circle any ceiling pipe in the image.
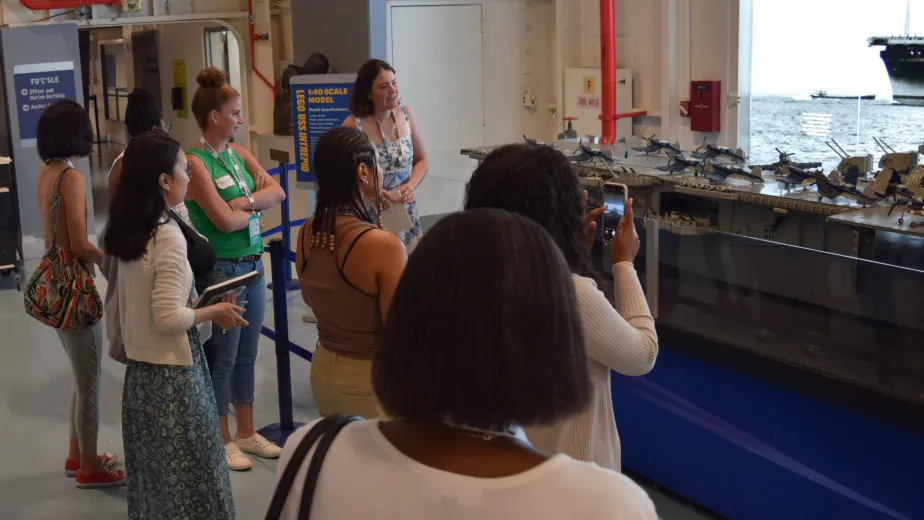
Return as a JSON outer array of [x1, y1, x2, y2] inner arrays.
[[20, 0, 119, 9], [599, 0, 646, 145], [248, 0, 277, 97]]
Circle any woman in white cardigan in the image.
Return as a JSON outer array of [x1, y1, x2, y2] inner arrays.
[[464, 143, 659, 471], [104, 131, 246, 519]]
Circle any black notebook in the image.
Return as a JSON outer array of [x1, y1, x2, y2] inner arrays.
[[193, 270, 259, 309]]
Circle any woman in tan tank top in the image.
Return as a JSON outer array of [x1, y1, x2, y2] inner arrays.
[[296, 127, 407, 418]]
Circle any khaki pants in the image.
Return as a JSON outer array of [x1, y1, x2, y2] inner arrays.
[[310, 343, 387, 418]]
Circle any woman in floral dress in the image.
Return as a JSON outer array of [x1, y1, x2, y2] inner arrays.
[[344, 59, 429, 249]]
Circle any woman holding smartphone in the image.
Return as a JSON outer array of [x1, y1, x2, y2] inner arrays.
[[464, 143, 659, 472]]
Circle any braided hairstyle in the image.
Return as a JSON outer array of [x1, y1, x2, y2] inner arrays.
[[310, 127, 383, 251]]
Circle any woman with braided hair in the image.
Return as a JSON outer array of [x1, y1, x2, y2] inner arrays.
[[296, 126, 407, 418]]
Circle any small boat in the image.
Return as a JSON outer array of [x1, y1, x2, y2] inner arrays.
[[810, 90, 876, 100]]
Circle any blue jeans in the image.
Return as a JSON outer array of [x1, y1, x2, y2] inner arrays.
[[208, 259, 266, 417]]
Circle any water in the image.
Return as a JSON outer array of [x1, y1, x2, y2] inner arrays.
[[749, 96, 924, 171]]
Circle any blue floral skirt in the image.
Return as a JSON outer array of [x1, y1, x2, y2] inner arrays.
[[122, 327, 235, 520]]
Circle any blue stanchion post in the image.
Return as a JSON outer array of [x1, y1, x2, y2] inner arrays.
[[257, 238, 305, 445], [266, 149, 302, 293]]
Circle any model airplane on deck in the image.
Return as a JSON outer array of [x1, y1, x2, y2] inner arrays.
[[700, 162, 765, 184], [808, 171, 878, 206], [754, 148, 822, 174], [775, 164, 824, 189], [568, 141, 620, 179], [888, 192, 924, 227], [693, 139, 747, 164], [657, 151, 703, 175], [633, 135, 682, 156]]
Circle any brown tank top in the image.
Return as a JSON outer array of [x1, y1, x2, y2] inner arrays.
[[298, 219, 382, 360]]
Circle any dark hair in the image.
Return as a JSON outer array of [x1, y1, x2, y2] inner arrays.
[[191, 67, 240, 129], [125, 88, 163, 140], [311, 127, 381, 237], [104, 131, 182, 261], [374, 209, 591, 430], [302, 53, 330, 74], [349, 59, 396, 116], [464, 143, 591, 276], [37, 100, 93, 161]]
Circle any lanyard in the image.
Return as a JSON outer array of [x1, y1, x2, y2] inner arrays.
[[200, 137, 257, 213], [376, 109, 403, 158]]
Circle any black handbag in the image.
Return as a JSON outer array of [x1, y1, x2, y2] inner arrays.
[[265, 414, 361, 520]]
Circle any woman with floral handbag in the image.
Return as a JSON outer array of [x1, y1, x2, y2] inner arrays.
[[23, 100, 125, 488]]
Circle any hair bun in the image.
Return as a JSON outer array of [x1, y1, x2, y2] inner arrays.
[[196, 67, 227, 88]]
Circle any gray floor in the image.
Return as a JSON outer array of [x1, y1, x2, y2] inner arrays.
[[0, 143, 714, 519]]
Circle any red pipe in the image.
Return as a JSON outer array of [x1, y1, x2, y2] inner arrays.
[[20, 0, 119, 9], [598, 1, 647, 144], [614, 109, 647, 120], [599, 0, 617, 145], [248, 0, 277, 97]]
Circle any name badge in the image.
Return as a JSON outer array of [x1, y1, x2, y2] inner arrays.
[[248, 214, 261, 247], [215, 175, 235, 190]]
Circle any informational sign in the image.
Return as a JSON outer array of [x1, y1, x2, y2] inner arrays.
[[13, 61, 76, 148], [172, 59, 188, 119], [291, 73, 356, 185], [578, 96, 601, 109]]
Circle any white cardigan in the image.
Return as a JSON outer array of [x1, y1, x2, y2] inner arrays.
[[117, 220, 197, 366], [525, 262, 659, 471]]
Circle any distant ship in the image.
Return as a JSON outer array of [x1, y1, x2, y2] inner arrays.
[[868, 0, 924, 106], [810, 90, 875, 100]]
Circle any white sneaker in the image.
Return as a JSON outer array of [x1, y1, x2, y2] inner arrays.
[[224, 442, 253, 471], [235, 433, 283, 459]]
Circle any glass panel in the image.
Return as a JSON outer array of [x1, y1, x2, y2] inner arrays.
[[657, 228, 924, 402]]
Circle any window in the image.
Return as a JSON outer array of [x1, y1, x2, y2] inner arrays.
[[747, 0, 924, 173]]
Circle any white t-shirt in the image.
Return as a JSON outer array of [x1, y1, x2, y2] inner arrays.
[[275, 419, 658, 520]]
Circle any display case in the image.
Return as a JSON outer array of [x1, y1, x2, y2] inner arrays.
[[463, 141, 924, 520]]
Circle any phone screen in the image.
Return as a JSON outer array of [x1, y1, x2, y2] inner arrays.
[[602, 184, 626, 242]]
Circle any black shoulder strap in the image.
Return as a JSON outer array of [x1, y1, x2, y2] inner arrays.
[[264, 415, 360, 520], [339, 226, 376, 272], [336, 226, 377, 292]]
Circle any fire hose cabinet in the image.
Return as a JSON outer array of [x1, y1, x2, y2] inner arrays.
[[690, 81, 721, 133]]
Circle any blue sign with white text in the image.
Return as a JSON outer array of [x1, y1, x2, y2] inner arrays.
[[292, 79, 354, 184], [13, 61, 77, 148]]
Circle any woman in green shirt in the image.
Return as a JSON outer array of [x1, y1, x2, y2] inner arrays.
[[184, 68, 287, 472]]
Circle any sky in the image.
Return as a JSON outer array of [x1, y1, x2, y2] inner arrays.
[[752, 0, 924, 97]]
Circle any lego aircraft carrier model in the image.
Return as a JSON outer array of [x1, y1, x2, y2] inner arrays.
[[463, 133, 924, 234]]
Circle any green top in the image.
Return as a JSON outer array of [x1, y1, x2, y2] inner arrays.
[[185, 147, 262, 259]]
